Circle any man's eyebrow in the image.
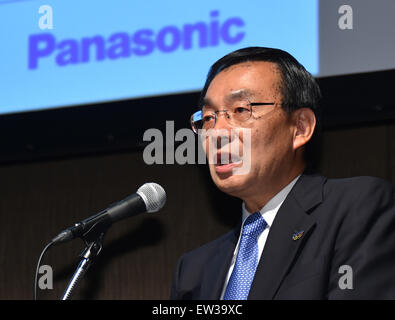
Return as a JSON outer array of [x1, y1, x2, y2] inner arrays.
[[224, 89, 254, 104], [200, 97, 213, 108], [201, 89, 255, 108]]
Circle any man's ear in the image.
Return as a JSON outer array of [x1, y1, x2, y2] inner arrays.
[[292, 108, 316, 151]]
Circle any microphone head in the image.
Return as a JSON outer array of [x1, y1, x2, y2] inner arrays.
[[136, 183, 166, 213]]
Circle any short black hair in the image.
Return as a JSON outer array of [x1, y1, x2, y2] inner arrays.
[[199, 46, 322, 172]]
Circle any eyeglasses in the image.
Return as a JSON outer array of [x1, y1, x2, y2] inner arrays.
[[190, 100, 276, 133]]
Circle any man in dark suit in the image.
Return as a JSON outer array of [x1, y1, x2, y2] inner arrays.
[[170, 47, 395, 299]]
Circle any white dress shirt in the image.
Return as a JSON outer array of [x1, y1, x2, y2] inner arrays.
[[220, 174, 301, 299]]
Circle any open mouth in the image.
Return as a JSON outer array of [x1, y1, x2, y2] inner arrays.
[[214, 152, 243, 173]]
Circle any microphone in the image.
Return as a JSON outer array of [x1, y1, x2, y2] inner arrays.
[[51, 182, 166, 244]]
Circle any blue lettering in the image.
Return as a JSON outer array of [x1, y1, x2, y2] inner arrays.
[[28, 10, 246, 69], [132, 29, 154, 56], [28, 33, 55, 69], [81, 36, 106, 63], [156, 26, 181, 53], [209, 10, 220, 46], [55, 39, 78, 66], [183, 22, 208, 50], [108, 32, 130, 59], [221, 17, 245, 44]]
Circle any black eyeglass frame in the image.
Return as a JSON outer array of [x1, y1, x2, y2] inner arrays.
[[190, 101, 276, 133]]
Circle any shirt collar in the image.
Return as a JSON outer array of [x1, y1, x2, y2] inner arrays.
[[241, 174, 301, 228]]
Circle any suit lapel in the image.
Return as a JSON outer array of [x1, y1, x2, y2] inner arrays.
[[248, 173, 327, 299], [200, 225, 240, 299]]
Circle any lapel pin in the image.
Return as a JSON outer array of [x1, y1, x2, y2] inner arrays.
[[292, 230, 304, 241]]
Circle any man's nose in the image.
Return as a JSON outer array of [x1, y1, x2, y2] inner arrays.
[[214, 110, 231, 130], [212, 112, 233, 149]]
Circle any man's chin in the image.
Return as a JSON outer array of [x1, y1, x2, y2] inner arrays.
[[210, 167, 251, 197]]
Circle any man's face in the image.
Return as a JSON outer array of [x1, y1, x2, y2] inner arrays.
[[202, 61, 297, 200]]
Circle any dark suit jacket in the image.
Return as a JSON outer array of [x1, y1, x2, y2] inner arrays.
[[170, 173, 395, 299]]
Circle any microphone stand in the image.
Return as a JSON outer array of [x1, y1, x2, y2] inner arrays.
[[61, 221, 110, 300]]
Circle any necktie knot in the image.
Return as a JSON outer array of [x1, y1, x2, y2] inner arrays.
[[242, 212, 267, 236]]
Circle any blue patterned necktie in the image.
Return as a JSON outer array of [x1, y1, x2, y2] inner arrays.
[[223, 212, 267, 300]]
